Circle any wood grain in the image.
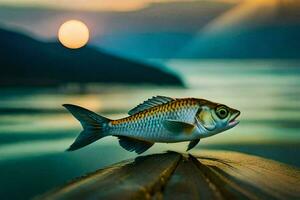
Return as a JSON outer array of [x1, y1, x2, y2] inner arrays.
[[37, 150, 300, 200], [194, 150, 300, 200], [38, 152, 181, 200], [164, 155, 222, 200]]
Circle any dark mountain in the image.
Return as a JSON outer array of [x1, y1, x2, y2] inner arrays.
[[179, 25, 300, 59], [97, 0, 300, 59], [92, 1, 235, 59], [178, 0, 300, 59], [0, 28, 183, 86]]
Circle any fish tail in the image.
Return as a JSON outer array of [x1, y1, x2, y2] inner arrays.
[[63, 104, 111, 151]]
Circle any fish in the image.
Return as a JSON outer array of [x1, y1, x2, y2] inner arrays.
[[63, 96, 240, 154]]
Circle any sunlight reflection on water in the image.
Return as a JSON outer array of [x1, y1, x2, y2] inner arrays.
[[0, 60, 300, 199], [1, 60, 299, 144]]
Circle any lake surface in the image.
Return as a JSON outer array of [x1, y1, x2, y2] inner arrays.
[[0, 59, 300, 199]]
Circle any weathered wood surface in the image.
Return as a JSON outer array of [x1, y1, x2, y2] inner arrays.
[[38, 150, 300, 200]]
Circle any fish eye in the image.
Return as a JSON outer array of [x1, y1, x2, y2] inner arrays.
[[216, 106, 228, 119]]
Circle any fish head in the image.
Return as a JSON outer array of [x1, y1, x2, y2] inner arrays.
[[195, 101, 240, 136]]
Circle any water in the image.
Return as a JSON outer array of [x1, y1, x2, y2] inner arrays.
[[0, 60, 300, 199]]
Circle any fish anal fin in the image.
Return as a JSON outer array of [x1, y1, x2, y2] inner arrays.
[[163, 119, 195, 134], [187, 139, 200, 151], [128, 96, 174, 115], [117, 136, 154, 154]]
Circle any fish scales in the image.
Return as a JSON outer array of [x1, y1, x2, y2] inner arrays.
[[64, 96, 240, 153], [108, 99, 199, 141]]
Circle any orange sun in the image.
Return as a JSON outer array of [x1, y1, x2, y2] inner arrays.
[[58, 20, 89, 49]]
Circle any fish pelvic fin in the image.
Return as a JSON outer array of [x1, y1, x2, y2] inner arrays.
[[187, 139, 200, 151], [63, 104, 111, 151]]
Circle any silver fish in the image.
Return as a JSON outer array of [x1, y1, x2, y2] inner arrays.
[[64, 96, 240, 154]]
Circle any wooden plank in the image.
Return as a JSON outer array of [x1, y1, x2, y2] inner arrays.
[[163, 155, 222, 200], [38, 150, 300, 200], [38, 152, 181, 200], [192, 150, 300, 200], [189, 154, 255, 200]]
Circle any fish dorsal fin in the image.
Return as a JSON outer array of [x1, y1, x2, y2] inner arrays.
[[163, 119, 195, 134], [187, 139, 200, 151], [128, 96, 175, 115], [117, 136, 154, 154]]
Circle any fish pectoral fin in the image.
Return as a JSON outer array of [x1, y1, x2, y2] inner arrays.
[[162, 119, 195, 134], [187, 139, 200, 151], [117, 136, 154, 154]]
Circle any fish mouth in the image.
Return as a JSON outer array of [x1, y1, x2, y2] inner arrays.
[[228, 111, 241, 127]]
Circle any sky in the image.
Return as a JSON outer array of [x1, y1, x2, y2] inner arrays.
[[0, 0, 236, 38], [0, 0, 298, 59], [0, 0, 241, 11], [0, 0, 281, 38]]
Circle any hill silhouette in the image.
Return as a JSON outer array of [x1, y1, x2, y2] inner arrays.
[[178, 0, 300, 59], [0, 28, 183, 86]]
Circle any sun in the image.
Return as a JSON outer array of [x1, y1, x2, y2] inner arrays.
[[58, 20, 89, 49]]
